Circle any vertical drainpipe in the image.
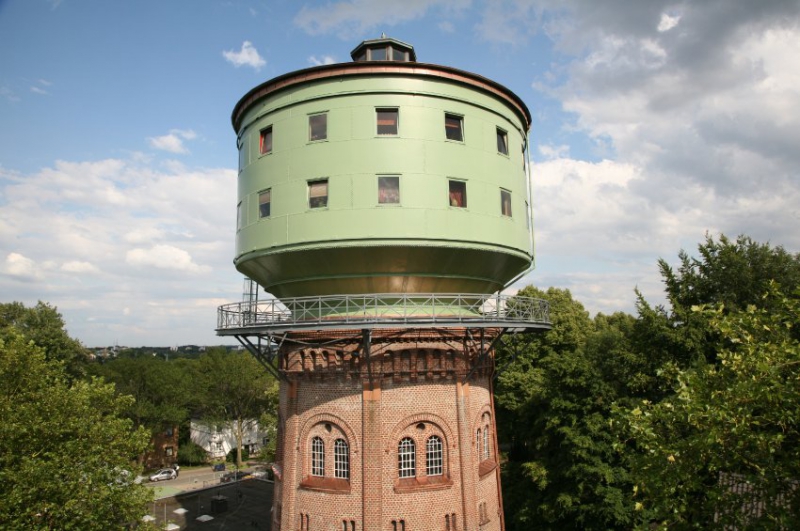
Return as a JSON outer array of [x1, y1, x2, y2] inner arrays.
[[524, 134, 535, 264]]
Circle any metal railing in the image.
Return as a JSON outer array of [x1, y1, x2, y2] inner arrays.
[[217, 293, 550, 333]]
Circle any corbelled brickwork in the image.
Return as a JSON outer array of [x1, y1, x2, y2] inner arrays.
[[271, 328, 504, 531]]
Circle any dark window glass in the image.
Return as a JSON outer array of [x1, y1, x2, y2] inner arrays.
[[378, 176, 400, 204], [259, 189, 271, 218], [309, 180, 328, 208], [445, 114, 463, 141], [501, 189, 512, 217], [377, 109, 398, 135], [309, 114, 327, 141], [449, 180, 467, 208], [260, 126, 273, 154], [392, 47, 406, 61], [370, 46, 387, 60], [496, 128, 508, 155]]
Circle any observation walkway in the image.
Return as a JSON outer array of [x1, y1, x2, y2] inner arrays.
[[216, 293, 551, 335]]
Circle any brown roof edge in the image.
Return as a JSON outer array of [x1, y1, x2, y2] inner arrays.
[[231, 62, 532, 133]]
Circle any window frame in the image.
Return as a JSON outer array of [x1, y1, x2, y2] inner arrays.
[[426, 435, 443, 477], [236, 200, 245, 231], [500, 189, 512, 217], [334, 438, 350, 480], [496, 127, 509, 155], [311, 436, 325, 477], [308, 179, 329, 209], [448, 179, 467, 208], [376, 108, 399, 136], [378, 175, 400, 205], [259, 189, 271, 219], [308, 112, 328, 142], [259, 125, 273, 155], [398, 437, 416, 478], [445, 113, 464, 142]]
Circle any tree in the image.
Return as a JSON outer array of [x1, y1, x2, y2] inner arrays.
[[0, 301, 89, 378], [0, 331, 153, 529], [619, 285, 800, 529], [91, 355, 193, 464], [195, 348, 278, 468], [496, 287, 640, 530]]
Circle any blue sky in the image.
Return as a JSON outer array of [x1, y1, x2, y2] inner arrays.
[[2, 0, 799, 347]]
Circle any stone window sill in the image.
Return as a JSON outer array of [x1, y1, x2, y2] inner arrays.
[[478, 459, 497, 478], [394, 475, 453, 493], [299, 476, 351, 494]]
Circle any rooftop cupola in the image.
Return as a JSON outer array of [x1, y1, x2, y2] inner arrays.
[[350, 34, 416, 62]]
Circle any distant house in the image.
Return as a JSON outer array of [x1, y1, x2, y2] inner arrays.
[[143, 425, 179, 469], [190, 420, 269, 460]]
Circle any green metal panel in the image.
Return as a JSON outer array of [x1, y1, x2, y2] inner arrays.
[[233, 71, 534, 297]]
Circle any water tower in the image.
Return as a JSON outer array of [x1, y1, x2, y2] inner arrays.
[[218, 36, 550, 531]]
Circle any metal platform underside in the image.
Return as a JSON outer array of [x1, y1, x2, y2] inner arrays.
[[216, 293, 551, 336]]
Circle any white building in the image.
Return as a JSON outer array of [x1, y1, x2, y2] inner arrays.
[[190, 419, 270, 460]]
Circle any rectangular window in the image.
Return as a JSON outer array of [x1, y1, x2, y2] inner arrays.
[[377, 108, 398, 135], [445, 113, 463, 142], [309, 113, 327, 141], [371, 47, 387, 61], [237, 201, 245, 230], [449, 180, 467, 208], [392, 47, 406, 61], [496, 128, 508, 155], [378, 176, 400, 204], [309, 179, 328, 209], [259, 189, 271, 218], [238, 139, 246, 173], [260, 126, 273, 155], [165, 446, 174, 456], [501, 189, 512, 217]]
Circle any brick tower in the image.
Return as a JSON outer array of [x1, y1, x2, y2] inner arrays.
[[218, 37, 550, 531]]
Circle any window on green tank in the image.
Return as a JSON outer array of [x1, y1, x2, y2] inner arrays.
[[496, 128, 509, 155], [259, 189, 271, 218], [448, 180, 467, 208], [236, 200, 245, 231], [309, 113, 327, 141], [308, 179, 329, 208], [238, 139, 246, 173], [501, 189, 512, 217], [259, 126, 273, 155], [445, 114, 464, 142], [377, 109, 398, 135], [391, 47, 407, 61], [378, 176, 400, 204]]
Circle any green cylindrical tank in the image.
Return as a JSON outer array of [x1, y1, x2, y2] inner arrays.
[[232, 39, 533, 299]]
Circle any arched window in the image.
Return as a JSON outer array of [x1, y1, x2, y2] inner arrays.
[[334, 438, 349, 479], [398, 437, 416, 478], [476, 428, 482, 458], [426, 435, 443, 476], [311, 436, 324, 476], [483, 424, 490, 460]]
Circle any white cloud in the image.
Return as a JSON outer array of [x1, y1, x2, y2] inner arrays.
[[222, 41, 266, 70], [61, 260, 99, 274], [657, 12, 680, 32], [2, 252, 42, 281], [126, 244, 211, 274], [147, 129, 197, 154], [438, 20, 455, 33], [30, 86, 48, 95], [308, 55, 337, 66]]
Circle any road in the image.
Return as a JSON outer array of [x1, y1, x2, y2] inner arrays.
[[145, 466, 253, 499]]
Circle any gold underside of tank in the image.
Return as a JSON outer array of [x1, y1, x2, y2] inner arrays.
[[235, 245, 530, 298]]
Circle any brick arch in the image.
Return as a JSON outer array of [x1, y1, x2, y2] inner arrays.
[[385, 412, 456, 453], [472, 404, 493, 435], [296, 412, 359, 454]]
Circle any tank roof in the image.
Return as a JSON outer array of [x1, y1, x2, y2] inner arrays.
[[350, 35, 417, 62]]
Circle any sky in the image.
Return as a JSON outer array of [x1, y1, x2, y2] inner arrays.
[[1, 0, 799, 347]]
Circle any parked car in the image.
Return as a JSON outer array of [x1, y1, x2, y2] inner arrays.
[[221, 470, 251, 483], [212, 463, 226, 472], [149, 468, 177, 482]]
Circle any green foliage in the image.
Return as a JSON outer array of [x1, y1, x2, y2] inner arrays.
[[619, 286, 800, 529], [0, 301, 89, 378], [178, 441, 207, 466], [194, 348, 279, 468], [0, 331, 153, 529]]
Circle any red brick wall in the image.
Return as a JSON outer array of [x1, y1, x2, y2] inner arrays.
[[273, 329, 504, 531]]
